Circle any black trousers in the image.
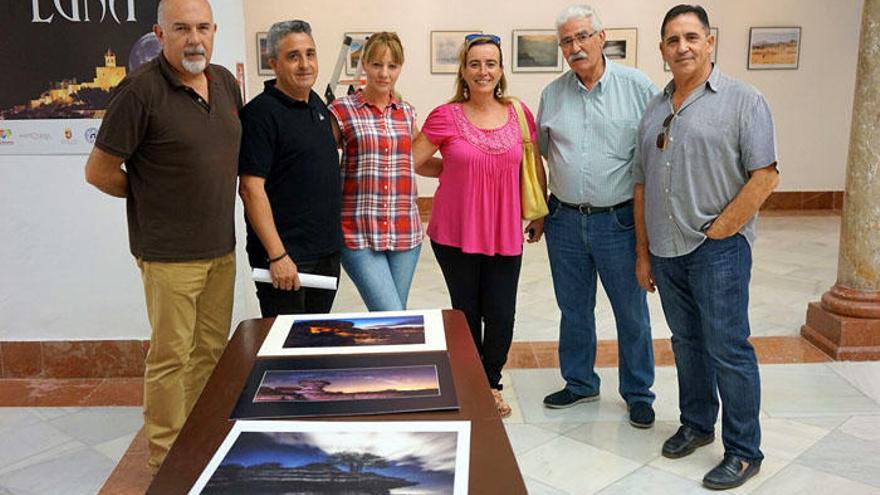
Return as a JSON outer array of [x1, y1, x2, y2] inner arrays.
[[255, 253, 341, 317], [431, 241, 522, 390]]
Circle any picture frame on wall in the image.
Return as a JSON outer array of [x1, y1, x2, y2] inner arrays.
[[511, 29, 563, 72], [664, 27, 718, 71], [344, 32, 372, 76], [431, 30, 478, 74], [603, 28, 638, 68], [256, 32, 272, 76], [748, 26, 801, 70]]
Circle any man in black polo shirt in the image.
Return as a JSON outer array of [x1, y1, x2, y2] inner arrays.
[[84, 0, 241, 468], [239, 19, 342, 317]]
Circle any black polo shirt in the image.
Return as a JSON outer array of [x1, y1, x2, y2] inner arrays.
[[238, 80, 342, 268], [96, 53, 242, 262]]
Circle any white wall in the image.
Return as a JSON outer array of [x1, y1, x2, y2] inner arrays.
[[0, 0, 864, 342], [243, 0, 862, 193], [0, 0, 255, 341]]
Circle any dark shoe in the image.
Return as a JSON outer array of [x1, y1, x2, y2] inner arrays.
[[543, 388, 599, 409], [661, 425, 714, 458], [702, 455, 761, 490], [628, 402, 655, 428]]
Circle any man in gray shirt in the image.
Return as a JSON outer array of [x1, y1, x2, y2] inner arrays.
[[537, 4, 658, 428], [633, 5, 779, 490]]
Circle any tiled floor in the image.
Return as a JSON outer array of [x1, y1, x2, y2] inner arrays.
[[3, 212, 879, 495]]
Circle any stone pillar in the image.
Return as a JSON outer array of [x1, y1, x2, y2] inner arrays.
[[802, 0, 880, 360]]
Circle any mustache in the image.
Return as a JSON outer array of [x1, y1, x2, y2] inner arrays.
[[184, 46, 207, 56], [567, 51, 588, 63]]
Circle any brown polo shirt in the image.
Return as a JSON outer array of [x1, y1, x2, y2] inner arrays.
[[95, 53, 242, 262]]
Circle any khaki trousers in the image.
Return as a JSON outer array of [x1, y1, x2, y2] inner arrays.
[[137, 251, 235, 467]]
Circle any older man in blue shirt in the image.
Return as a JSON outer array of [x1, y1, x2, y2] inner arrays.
[[537, 4, 658, 428]]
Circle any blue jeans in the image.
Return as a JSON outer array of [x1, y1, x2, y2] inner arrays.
[[652, 234, 763, 461], [341, 244, 422, 311], [544, 196, 655, 405]]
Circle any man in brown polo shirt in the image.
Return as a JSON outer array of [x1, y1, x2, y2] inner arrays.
[[84, 0, 241, 469]]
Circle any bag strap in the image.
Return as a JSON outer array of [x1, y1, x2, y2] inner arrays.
[[510, 98, 532, 146]]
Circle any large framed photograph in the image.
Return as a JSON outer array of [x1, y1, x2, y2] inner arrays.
[[748, 27, 801, 70], [512, 29, 563, 72], [344, 32, 372, 76], [431, 30, 477, 74], [189, 420, 471, 495], [665, 27, 718, 71], [603, 28, 638, 68], [258, 310, 447, 357], [231, 351, 458, 419], [256, 32, 272, 76]]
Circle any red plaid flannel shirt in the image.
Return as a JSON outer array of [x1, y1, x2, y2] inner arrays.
[[328, 91, 423, 250]]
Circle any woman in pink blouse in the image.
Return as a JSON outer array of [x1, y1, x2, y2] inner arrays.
[[413, 34, 547, 417], [328, 33, 423, 311]]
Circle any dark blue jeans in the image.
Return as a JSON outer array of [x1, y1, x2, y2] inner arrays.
[[652, 234, 763, 461], [544, 196, 655, 405]]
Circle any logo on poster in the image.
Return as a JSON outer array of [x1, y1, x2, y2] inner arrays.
[[0, 129, 13, 145], [64, 128, 73, 140], [31, 0, 139, 24], [85, 127, 98, 143]]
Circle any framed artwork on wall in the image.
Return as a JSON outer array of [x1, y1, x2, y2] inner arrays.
[[748, 27, 801, 70], [664, 27, 718, 71], [344, 32, 372, 76], [431, 30, 478, 74], [256, 32, 272, 76], [511, 29, 563, 72], [603, 28, 638, 68]]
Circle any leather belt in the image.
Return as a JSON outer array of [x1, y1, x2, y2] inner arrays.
[[554, 197, 633, 215]]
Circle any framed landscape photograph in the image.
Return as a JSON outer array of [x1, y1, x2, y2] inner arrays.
[[665, 27, 718, 71], [512, 29, 563, 72], [258, 310, 447, 357], [189, 420, 471, 495], [603, 28, 638, 67], [256, 32, 272, 76], [231, 351, 458, 419], [748, 27, 801, 70], [431, 30, 477, 74], [344, 32, 372, 76]]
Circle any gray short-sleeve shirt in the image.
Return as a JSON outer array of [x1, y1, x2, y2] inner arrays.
[[633, 66, 778, 258]]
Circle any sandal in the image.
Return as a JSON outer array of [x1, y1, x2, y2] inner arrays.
[[491, 389, 512, 418]]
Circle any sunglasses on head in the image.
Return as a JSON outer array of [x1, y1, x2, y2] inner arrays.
[[465, 33, 501, 45], [656, 112, 676, 150]]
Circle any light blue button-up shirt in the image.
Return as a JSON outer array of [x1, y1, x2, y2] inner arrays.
[[537, 57, 658, 207], [632, 66, 778, 258]]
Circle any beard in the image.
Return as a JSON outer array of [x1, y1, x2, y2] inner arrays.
[[181, 46, 208, 74]]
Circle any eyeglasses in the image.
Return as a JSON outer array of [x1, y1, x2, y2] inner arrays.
[[656, 113, 675, 150], [558, 30, 599, 48], [465, 33, 501, 45]]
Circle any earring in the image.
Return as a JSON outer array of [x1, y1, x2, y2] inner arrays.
[[463, 85, 470, 100], [495, 85, 503, 98]]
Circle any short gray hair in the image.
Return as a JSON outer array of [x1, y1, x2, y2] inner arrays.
[[556, 4, 604, 33], [267, 20, 312, 59]]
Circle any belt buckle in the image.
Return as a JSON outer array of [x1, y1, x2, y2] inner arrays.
[[578, 204, 593, 215]]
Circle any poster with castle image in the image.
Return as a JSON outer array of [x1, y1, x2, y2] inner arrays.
[[231, 351, 458, 419], [0, 0, 160, 154], [189, 420, 470, 495], [257, 310, 447, 357]]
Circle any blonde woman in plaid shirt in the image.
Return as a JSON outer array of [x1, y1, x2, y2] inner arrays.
[[328, 33, 423, 311]]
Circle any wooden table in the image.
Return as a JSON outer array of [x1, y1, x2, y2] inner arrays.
[[146, 310, 527, 494]]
